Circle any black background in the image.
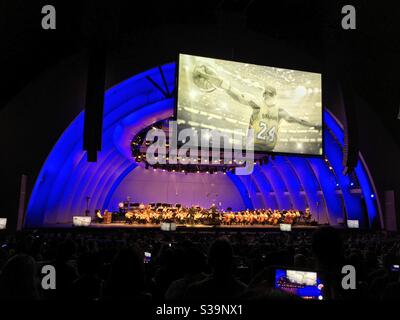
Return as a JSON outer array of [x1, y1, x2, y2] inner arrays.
[[1, 0, 400, 229]]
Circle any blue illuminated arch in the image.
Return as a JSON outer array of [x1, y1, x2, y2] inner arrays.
[[26, 63, 382, 228]]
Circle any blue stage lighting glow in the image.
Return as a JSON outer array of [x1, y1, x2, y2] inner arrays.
[[25, 63, 381, 228]]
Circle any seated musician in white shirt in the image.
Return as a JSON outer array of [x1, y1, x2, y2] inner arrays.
[[95, 209, 104, 223]]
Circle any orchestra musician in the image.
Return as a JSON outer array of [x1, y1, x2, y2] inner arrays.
[[268, 210, 281, 225], [304, 207, 312, 224], [125, 211, 134, 224], [95, 209, 104, 223], [111, 201, 314, 227], [283, 210, 296, 224]]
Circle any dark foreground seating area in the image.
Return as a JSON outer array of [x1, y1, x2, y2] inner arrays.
[[0, 227, 399, 301]]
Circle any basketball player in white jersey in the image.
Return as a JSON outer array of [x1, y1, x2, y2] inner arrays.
[[193, 65, 322, 152]]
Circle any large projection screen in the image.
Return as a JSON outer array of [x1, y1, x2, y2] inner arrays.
[[176, 54, 323, 155]]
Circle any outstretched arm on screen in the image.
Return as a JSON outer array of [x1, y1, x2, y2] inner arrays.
[[279, 109, 322, 130]]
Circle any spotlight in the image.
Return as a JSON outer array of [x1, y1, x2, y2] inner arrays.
[[350, 182, 354, 187], [370, 194, 375, 198]]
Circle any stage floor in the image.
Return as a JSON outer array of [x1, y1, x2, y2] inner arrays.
[[41, 222, 320, 231]]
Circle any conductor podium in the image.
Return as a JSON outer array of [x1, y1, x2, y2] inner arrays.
[[103, 211, 113, 224]]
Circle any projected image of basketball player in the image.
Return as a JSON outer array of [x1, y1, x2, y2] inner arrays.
[[192, 65, 322, 152]]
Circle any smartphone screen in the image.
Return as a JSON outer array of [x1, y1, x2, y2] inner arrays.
[[275, 268, 324, 300], [144, 251, 152, 264], [391, 264, 400, 272]]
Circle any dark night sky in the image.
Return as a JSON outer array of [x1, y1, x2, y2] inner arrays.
[[1, 0, 400, 228], [1, 0, 399, 144]]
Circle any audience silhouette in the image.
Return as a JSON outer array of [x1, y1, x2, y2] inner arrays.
[[0, 227, 399, 301]]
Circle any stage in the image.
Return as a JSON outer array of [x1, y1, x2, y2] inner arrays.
[[37, 222, 321, 232]]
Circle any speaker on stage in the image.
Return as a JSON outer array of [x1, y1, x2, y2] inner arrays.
[[81, 2, 119, 162], [83, 43, 106, 162], [341, 78, 359, 175]]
